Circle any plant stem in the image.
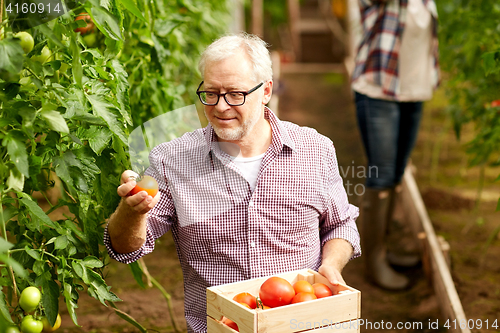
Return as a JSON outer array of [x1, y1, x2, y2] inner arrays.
[[138, 259, 181, 333]]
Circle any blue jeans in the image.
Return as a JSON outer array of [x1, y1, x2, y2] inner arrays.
[[355, 92, 423, 189]]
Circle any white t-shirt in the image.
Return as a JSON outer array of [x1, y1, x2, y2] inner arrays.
[[232, 152, 266, 192], [352, 0, 435, 101]]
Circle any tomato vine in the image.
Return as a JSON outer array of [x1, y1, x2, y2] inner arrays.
[[437, 0, 500, 211], [0, 0, 228, 331]]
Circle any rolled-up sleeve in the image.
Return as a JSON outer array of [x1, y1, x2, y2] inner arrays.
[[319, 139, 361, 260]]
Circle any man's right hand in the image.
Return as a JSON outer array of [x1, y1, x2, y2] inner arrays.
[[117, 170, 160, 215]]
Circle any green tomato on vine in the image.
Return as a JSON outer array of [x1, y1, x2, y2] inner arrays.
[[5, 326, 21, 333], [21, 315, 43, 333], [14, 31, 34, 54], [31, 46, 51, 64], [19, 287, 41, 313]]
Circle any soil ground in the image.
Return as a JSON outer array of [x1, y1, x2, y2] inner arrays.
[[54, 70, 500, 333]]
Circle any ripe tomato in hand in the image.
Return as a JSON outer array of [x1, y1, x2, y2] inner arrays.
[[128, 175, 158, 197], [291, 292, 317, 304], [312, 283, 334, 298], [293, 280, 315, 294], [233, 292, 257, 309], [259, 277, 295, 308]]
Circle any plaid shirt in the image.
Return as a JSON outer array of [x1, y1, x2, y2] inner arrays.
[[352, 0, 440, 98], [104, 108, 361, 333]]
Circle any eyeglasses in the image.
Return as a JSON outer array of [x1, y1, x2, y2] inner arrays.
[[196, 81, 264, 106]]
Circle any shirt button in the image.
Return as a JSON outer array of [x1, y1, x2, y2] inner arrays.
[[250, 241, 256, 248], [249, 201, 254, 207]]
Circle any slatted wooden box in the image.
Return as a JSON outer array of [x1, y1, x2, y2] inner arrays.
[[207, 268, 361, 333]]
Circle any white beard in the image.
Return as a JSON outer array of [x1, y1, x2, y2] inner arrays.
[[207, 109, 261, 141]]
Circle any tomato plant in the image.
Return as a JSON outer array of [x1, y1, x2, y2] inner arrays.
[[312, 283, 334, 298], [233, 292, 257, 309], [437, 0, 500, 211], [291, 292, 317, 304], [128, 176, 159, 197], [19, 287, 41, 313], [20, 316, 43, 333], [259, 277, 295, 308], [0, 0, 229, 331]]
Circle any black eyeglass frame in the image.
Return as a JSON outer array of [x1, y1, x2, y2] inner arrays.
[[196, 81, 264, 106]]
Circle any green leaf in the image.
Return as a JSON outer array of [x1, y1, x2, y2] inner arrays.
[[87, 268, 121, 305], [0, 254, 28, 278], [110, 60, 132, 125], [0, 39, 24, 75], [53, 152, 89, 193], [86, 94, 128, 144], [70, 37, 83, 87], [83, 256, 103, 268], [40, 106, 70, 134], [482, 50, 500, 76], [63, 282, 79, 326], [0, 238, 13, 253], [6, 135, 29, 177], [25, 246, 41, 260], [6, 168, 25, 192], [128, 261, 145, 288], [85, 126, 113, 155], [54, 235, 69, 250], [19, 194, 59, 230], [0, 291, 14, 324], [119, 0, 146, 22], [42, 280, 60, 327], [89, 4, 123, 41]]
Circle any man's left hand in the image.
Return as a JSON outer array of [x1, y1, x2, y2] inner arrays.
[[318, 265, 345, 286]]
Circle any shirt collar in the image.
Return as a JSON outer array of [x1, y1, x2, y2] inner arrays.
[[202, 107, 296, 157]]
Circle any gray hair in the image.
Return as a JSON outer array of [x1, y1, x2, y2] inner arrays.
[[198, 33, 273, 83]]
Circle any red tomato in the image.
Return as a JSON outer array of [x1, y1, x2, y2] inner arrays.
[[293, 280, 315, 295], [74, 14, 94, 35], [312, 283, 334, 298], [128, 175, 159, 197], [222, 317, 239, 331], [491, 100, 500, 108], [291, 292, 317, 304], [233, 292, 257, 309], [259, 277, 295, 308]]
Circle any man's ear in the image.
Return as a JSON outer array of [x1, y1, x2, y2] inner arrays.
[[263, 80, 273, 105]]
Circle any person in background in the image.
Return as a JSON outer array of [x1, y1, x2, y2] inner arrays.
[[351, 0, 440, 290], [105, 33, 361, 332]]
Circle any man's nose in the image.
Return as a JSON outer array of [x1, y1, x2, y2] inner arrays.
[[215, 95, 231, 110]]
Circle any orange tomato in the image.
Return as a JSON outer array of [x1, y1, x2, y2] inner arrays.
[[293, 280, 315, 295], [222, 317, 239, 331], [233, 292, 257, 309], [291, 292, 317, 304], [128, 175, 159, 197], [312, 283, 334, 298]]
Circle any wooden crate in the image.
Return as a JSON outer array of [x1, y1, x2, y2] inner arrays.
[[207, 268, 361, 333]]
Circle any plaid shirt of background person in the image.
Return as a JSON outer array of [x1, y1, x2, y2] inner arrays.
[[352, 0, 440, 98]]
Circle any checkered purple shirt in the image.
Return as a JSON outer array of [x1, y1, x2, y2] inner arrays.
[[352, 0, 440, 98], [104, 108, 361, 333]]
